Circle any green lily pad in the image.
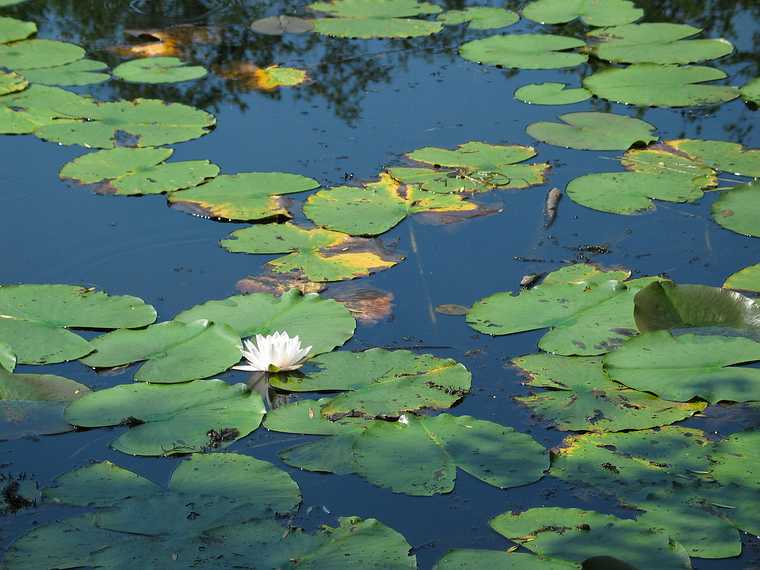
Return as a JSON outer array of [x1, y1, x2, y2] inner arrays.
[[81, 319, 242, 383], [435, 550, 579, 569], [309, 0, 440, 18], [467, 264, 660, 356], [273, 407, 548, 496], [491, 507, 691, 570], [460, 34, 587, 70], [522, 0, 642, 27], [175, 289, 356, 356], [20, 59, 109, 86], [0, 0, 29, 5], [583, 63, 739, 107], [168, 172, 319, 222], [740, 77, 760, 105], [668, 139, 760, 177], [633, 280, 760, 333], [0, 343, 14, 372], [113, 56, 207, 84], [712, 181, 760, 237], [725, 263, 760, 292], [712, 429, 760, 491], [515, 83, 591, 105], [60, 147, 219, 196], [221, 223, 401, 282], [313, 17, 442, 38], [438, 7, 519, 30], [527, 112, 658, 151], [304, 173, 477, 236], [566, 145, 716, 214], [0, 369, 90, 439], [514, 354, 705, 432], [65, 379, 265, 456], [589, 23, 734, 65], [0, 39, 84, 70], [34, 96, 216, 148], [0, 84, 93, 135], [605, 331, 760, 403], [0, 284, 156, 365], [0, 16, 36, 44], [270, 349, 471, 418], [0, 70, 26, 95]]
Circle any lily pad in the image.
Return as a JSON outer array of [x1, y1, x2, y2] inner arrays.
[[60, 147, 219, 196], [435, 550, 579, 569], [633, 281, 760, 333], [514, 354, 705, 432], [275, 410, 548, 496], [175, 289, 356, 356], [527, 112, 657, 151], [0, 39, 84, 70], [0, 70, 26, 95], [20, 59, 109, 86], [438, 8, 519, 30], [313, 18, 442, 38], [724, 263, 760, 293], [0, 343, 14, 372], [467, 264, 660, 356], [668, 139, 760, 177], [0, 16, 36, 44], [0, 369, 90, 439], [250, 64, 307, 90], [460, 34, 587, 70], [221, 223, 401, 282], [522, 0, 642, 27], [741, 77, 760, 105], [309, 0, 440, 18], [250, 15, 315, 35], [270, 349, 471, 418], [168, 172, 319, 222], [0, 0, 29, 5], [588, 24, 734, 65], [566, 145, 716, 214], [65, 379, 265, 456], [712, 182, 760, 237], [0, 84, 94, 135], [604, 331, 760, 403], [34, 96, 216, 148], [304, 173, 477, 236], [113, 56, 207, 84], [491, 507, 691, 570], [515, 83, 591, 105], [0, 284, 156, 365], [583, 63, 739, 107], [81, 319, 242, 383]]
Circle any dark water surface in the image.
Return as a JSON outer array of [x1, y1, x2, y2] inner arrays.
[[1, 0, 759, 568]]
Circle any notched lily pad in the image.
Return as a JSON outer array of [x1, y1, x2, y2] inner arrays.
[[522, 0, 643, 27], [114, 56, 207, 84], [221, 222, 402, 282], [740, 78, 760, 105], [527, 112, 657, 151], [20, 59, 109, 87], [65, 379, 265, 456], [438, 7, 518, 30], [60, 147, 219, 196], [460, 34, 587, 70], [515, 83, 591, 106], [0, 39, 83, 70], [168, 172, 319, 222]]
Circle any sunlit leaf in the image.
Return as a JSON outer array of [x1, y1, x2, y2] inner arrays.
[[304, 173, 478, 236], [60, 147, 219, 196], [81, 319, 242, 383], [522, 0, 642, 27], [221, 222, 402, 282], [0, 39, 84, 70], [65, 379, 264, 456], [527, 112, 657, 150], [589, 23, 734, 65], [712, 181, 760, 237], [0, 84, 93, 135], [583, 63, 739, 107], [514, 353, 705, 432], [270, 348, 471, 418], [438, 7, 518, 30], [741, 77, 760, 105], [0, 284, 156, 365], [669, 139, 760, 177], [724, 263, 760, 293], [605, 331, 760, 403], [168, 172, 319, 221], [0, 70, 26, 95], [19, 59, 109, 86], [514, 82, 591, 105], [175, 289, 356, 356], [0, 16, 36, 44], [216, 62, 307, 91], [113, 56, 207, 84], [460, 34, 587, 70]]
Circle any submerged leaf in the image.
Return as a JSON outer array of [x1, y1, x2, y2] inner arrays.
[[113, 56, 207, 84], [250, 15, 315, 35], [527, 112, 657, 151], [515, 83, 591, 105], [460, 34, 587, 70], [522, 0, 642, 27]]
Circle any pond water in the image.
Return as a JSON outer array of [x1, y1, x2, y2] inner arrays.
[[0, 0, 759, 568]]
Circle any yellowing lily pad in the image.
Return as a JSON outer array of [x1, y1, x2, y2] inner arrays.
[[113, 56, 207, 84], [60, 147, 219, 196], [304, 173, 478, 236], [668, 139, 760, 177], [0, 70, 26, 95], [522, 0, 642, 27], [460, 34, 587, 70], [215, 62, 307, 91], [221, 222, 402, 282], [168, 172, 319, 222]]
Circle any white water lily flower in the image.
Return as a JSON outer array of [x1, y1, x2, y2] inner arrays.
[[233, 331, 312, 373]]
